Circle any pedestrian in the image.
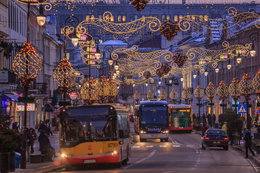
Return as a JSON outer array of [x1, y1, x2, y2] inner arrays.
[[28, 128, 37, 153], [244, 128, 255, 158], [212, 114, 216, 128], [12, 122, 19, 131], [207, 114, 212, 127], [38, 132, 55, 160], [201, 123, 208, 136], [202, 113, 207, 125], [222, 122, 228, 134]]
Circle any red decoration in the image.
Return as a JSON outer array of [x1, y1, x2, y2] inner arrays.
[[156, 63, 171, 78], [130, 0, 150, 11], [173, 53, 188, 68], [160, 20, 180, 41]]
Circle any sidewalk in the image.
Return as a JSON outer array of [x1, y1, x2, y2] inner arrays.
[[15, 132, 63, 173], [232, 141, 260, 166]]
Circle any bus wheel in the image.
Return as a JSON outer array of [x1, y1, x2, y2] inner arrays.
[[115, 162, 122, 168]]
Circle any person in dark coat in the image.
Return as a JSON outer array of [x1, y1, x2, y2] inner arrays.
[[28, 128, 37, 153], [244, 128, 255, 158], [38, 132, 55, 159]]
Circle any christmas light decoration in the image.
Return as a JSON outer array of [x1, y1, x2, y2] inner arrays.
[[169, 88, 178, 103], [160, 20, 180, 41], [205, 82, 216, 102], [252, 69, 260, 97], [182, 88, 191, 103], [228, 77, 240, 105], [12, 42, 42, 87], [130, 0, 150, 11]]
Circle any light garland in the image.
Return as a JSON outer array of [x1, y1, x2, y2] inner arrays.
[[178, 7, 260, 32], [205, 82, 216, 102], [169, 88, 178, 102], [53, 58, 76, 93], [239, 73, 254, 99], [12, 42, 42, 88], [228, 78, 240, 101], [194, 85, 204, 101], [216, 81, 229, 100], [181, 88, 191, 102], [252, 69, 260, 97]]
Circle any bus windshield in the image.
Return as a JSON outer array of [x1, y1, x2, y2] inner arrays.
[[141, 106, 168, 125], [60, 107, 117, 147], [170, 109, 191, 127]]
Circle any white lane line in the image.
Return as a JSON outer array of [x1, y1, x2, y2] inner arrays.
[[123, 150, 157, 169], [172, 144, 181, 147], [132, 145, 141, 148], [186, 144, 194, 148], [169, 136, 178, 144], [159, 145, 167, 148], [146, 145, 154, 148]]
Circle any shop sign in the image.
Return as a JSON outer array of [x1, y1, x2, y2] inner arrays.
[[0, 70, 8, 83], [16, 103, 35, 111]]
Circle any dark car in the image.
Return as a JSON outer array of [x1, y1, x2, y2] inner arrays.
[[201, 129, 229, 150]]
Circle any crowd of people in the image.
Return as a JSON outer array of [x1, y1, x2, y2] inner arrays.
[[12, 118, 58, 161]]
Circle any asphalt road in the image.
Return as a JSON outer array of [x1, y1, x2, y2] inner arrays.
[[58, 133, 257, 173]]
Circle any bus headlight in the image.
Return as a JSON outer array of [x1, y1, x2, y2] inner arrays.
[[140, 130, 146, 134], [162, 130, 169, 134], [61, 153, 68, 158], [105, 150, 118, 155]]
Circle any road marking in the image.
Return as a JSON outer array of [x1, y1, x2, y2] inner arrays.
[[186, 144, 194, 148], [132, 145, 141, 148], [159, 145, 167, 148], [169, 136, 179, 144], [247, 158, 258, 173], [172, 144, 181, 147], [123, 150, 157, 169], [146, 145, 154, 148]]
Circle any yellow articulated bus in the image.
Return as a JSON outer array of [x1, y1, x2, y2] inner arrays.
[[59, 105, 131, 168]]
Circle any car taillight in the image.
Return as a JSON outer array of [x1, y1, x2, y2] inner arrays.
[[223, 137, 229, 140], [169, 124, 171, 127], [204, 137, 210, 140]]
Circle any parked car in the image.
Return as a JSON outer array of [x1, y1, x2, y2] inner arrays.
[[201, 129, 229, 150]]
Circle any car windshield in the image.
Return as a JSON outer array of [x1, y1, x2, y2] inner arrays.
[[141, 106, 167, 125], [206, 130, 225, 135], [60, 107, 117, 147]]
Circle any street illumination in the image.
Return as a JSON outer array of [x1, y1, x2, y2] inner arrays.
[[193, 74, 197, 79], [108, 59, 113, 66], [236, 57, 242, 64], [227, 64, 232, 70], [114, 64, 119, 70], [204, 71, 208, 76], [71, 37, 79, 47], [145, 83, 148, 87], [250, 49, 256, 57], [215, 68, 220, 73], [180, 77, 184, 82], [37, 5, 46, 26]]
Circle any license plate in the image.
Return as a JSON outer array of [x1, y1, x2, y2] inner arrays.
[[213, 141, 220, 144], [84, 159, 96, 164]]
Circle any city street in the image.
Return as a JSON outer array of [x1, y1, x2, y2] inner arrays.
[[58, 133, 257, 173]]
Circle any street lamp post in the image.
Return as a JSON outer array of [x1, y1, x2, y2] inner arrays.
[[228, 78, 240, 110], [216, 81, 229, 114], [205, 82, 216, 116], [194, 85, 204, 119], [239, 73, 254, 129]]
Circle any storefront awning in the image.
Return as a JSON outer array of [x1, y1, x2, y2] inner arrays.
[[4, 94, 19, 102]]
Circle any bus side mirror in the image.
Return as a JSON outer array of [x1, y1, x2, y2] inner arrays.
[[119, 130, 124, 138]]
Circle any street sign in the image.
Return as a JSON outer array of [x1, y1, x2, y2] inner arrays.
[[237, 104, 247, 114]]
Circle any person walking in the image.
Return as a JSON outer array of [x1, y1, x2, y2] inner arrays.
[[28, 128, 37, 153], [244, 128, 255, 158]]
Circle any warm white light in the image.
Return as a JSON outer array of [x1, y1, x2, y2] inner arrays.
[[250, 50, 256, 57], [158, 81, 161, 85], [227, 64, 232, 70], [180, 77, 184, 82], [95, 52, 101, 60], [116, 70, 120, 75], [204, 71, 208, 76], [215, 68, 219, 73], [145, 83, 148, 87], [114, 65, 119, 70], [169, 80, 172, 84], [133, 84, 135, 87], [108, 59, 113, 66], [236, 57, 242, 64], [37, 15, 46, 26], [71, 37, 79, 47], [193, 74, 197, 79]]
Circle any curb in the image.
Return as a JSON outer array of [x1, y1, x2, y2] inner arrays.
[[232, 146, 260, 166], [42, 165, 64, 173]]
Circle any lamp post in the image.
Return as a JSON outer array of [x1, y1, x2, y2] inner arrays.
[[12, 1, 43, 168], [194, 85, 204, 118], [205, 82, 216, 116], [216, 81, 229, 114], [228, 78, 240, 110], [239, 73, 254, 129]]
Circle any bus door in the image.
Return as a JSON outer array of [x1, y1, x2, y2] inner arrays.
[[118, 112, 130, 161]]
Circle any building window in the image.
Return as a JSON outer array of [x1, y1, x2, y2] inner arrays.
[[118, 15, 121, 22], [122, 16, 126, 22], [166, 15, 170, 20], [174, 15, 178, 22]]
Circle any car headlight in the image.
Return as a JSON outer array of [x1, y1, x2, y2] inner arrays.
[[162, 130, 169, 134], [140, 130, 146, 134]]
